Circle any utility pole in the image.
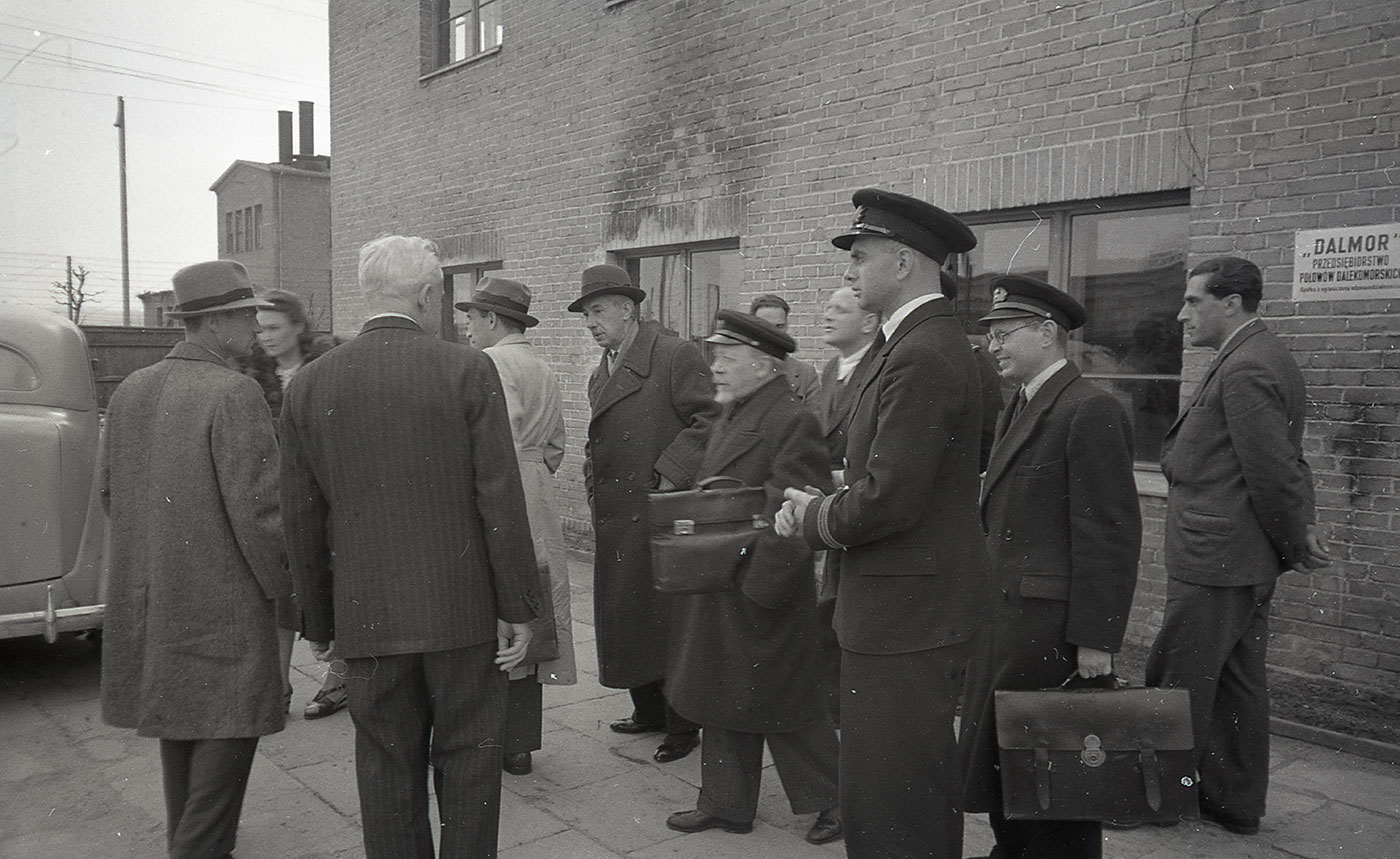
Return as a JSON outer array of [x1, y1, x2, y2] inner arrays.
[[115, 96, 131, 326]]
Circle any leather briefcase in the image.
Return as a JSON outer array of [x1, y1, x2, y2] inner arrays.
[[995, 680, 1199, 822], [648, 476, 769, 594]]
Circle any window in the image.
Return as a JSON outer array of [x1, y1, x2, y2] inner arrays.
[[234, 210, 244, 254], [441, 261, 503, 341], [225, 213, 234, 254], [947, 193, 1189, 464], [618, 242, 744, 345], [252, 205, 262, 250], [437, 0, 502, 67]]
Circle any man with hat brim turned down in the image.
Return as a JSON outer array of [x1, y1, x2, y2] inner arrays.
[[957, 275, 1143, 859], [573, 264, 718, 763], [777, 188, 992, 859], [663, 310, 843, 845], [457, 277, 578, 777], [100, 260, 292, 858]]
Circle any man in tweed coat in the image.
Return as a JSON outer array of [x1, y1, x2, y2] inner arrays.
[[281, 236, 539, 859], [101, 259, 290, 858]]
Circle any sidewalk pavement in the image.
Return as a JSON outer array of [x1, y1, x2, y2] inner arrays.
[[2, 552, 1398, 858]]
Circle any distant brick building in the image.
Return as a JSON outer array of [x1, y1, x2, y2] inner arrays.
[[211, 102, 332, 328], [326, 1, 1400, 692]]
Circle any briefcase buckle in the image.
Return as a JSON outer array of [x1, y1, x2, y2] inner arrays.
[[673, 519, 695, 536], [1080, 734, 1105, 767], [752, 515, 769, 530]]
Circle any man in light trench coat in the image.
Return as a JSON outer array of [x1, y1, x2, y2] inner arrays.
[[101, 260, 291, 859]]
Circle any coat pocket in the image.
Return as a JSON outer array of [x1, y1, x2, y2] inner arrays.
[[1180, 508, 1230, 536]]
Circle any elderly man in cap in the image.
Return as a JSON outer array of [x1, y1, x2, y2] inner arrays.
[[663, 309, 843, 846], [958, 275, 1142, 859], [749, 293, 821, 401], [458, 276, 577, 777], [1146, 257, 1330, 836], [281, 236, 539, 858], [776, 188, 991, 859], [100, 260, 290, 858], [573, 263, 718, 763]]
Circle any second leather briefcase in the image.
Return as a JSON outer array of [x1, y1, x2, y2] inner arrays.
[[995, 683, 1198, 823], [648, 476, 769, 594]]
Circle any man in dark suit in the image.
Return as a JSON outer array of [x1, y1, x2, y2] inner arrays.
[[958, 276, 1142, 859], [777, 188, 992, 859], [281, 235, 540, 859], [1146, 256, 1330, 837], [573, 264, 718, 763]]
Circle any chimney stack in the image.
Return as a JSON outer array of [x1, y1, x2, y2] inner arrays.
[[277, 110, 294, 164], [298, 101, 315, 157]]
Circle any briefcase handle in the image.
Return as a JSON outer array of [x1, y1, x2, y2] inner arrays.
[[1058, 671, 1123, 691], [695, 475, 748, 491]]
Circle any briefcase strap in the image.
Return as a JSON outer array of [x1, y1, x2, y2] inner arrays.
[[1035, 747, 1051, 810], [1141, 748, 1162, 811]]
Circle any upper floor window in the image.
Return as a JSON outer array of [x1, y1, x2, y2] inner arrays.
[[437, 0, 502, 67], [225, 205, 263, 253], [947, 193, 1189, 464], [618, 241, 743, 345], [442, 260, 503, 342]]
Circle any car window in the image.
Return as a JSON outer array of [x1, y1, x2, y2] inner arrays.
[[0, 346, 40, 391]]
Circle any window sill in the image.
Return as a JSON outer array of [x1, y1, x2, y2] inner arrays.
[[420, 44, 502, 83]]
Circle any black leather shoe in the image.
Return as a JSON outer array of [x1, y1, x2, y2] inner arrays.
[[502, 752, 532, 775], [666, 809, 753, 834], [304, 684, 348, 720], [609, 716, 665, 734], [805, 807, 843, 844], [654, 732, 700, 762], [1200, 805, 1260, 835]]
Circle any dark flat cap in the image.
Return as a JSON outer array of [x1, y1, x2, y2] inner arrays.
[[704, 309, 796, 359], [167, 260, 272, 318], [831, 188, 977, 265], [569, 264, 647, 313], [455, 276, 539, 327], [979, 274, 1086, 331]]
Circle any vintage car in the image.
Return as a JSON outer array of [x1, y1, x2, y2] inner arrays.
[[0, 304, 107, 641]]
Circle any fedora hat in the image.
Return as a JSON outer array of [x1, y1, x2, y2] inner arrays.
[[454, 276, 539, 327], [568, 264, 647, 313], [166, 260, 272, 318]]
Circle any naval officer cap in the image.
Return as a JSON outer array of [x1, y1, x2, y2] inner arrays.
[[704, 309, 797, 359], [978, 274, 1086, 331], [831, 188, 978, 265]]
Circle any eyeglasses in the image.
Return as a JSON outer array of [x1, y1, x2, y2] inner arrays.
[[985, 320, 1043, 345]]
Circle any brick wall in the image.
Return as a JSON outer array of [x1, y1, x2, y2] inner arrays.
[[328, 0, 1400, 691]]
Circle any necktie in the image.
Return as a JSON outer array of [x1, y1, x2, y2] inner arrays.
[[1010, 389, 1029, 423], [872, 329, 887, 353]]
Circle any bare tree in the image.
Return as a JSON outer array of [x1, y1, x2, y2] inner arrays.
[[53, 257, 101, 324]]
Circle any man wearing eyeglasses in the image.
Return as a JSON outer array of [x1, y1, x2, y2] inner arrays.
[[957, 275, 1142, 859], [776, 188, 990, 859]]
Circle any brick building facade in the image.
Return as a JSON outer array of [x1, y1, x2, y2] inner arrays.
[[326, 0, 1400, 692]]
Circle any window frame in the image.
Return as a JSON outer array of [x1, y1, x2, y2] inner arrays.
[[614, 239, 743, 345], [432, 0, 503, 73], [441, 260, 503, 342]]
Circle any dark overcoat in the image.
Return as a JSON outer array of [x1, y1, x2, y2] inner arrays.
[[585, 322, 717, 688], [800, 298, 991, 655], [279, 316, 539, 659], [960, 363, 1143, 810], [808, 345, 878, 471], [100, 343, 290, 740], [667, 377, 833, 733], [1161, 319, 1314, 584]]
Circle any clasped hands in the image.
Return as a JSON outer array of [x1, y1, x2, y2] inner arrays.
[[775, 485, 825, 538], [307, 618, 533, 674]]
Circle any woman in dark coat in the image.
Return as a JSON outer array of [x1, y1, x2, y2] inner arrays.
[[663, 311, 842, 846], [240, 289, 344, 719]]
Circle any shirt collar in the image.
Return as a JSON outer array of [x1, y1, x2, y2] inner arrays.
[[880, 293, 943, 341], [836, 341, 873, 381], [1023, 358, 1068, 402], [1218, 317, 1256, 352], [366, 312, 422, 328]]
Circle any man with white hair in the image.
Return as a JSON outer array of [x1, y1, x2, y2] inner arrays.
[[281, 235, 541, 859]]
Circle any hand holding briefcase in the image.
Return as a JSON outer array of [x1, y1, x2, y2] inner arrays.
[[648, 475, 769, 594], [995, 677, 1199, 823]]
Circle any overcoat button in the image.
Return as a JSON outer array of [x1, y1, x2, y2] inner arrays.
[[630, 514, 639, 522], [621, 431, 631, 441]]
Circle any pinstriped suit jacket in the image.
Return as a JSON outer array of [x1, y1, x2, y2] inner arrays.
[[280, 315, 540, 659]]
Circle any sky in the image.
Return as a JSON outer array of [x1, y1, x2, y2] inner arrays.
[[0, 0, 330, 325]]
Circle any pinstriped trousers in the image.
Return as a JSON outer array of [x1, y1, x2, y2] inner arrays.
[[345, 641, 507, 859]]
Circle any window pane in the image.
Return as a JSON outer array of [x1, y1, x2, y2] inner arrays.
[[689, 248, 744, 339], [637, 255, 688, 335], [958, 219, 1051, 330], [1069, 207, 1188, 462], [479, 0, 501, 51], [0, 346, 40, 391], [452, 16, 471, 62]]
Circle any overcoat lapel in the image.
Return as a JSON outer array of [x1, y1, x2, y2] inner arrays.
[[590, 324, 658, 418], [981, 364, 1079, 508], [702, 379, 787, 475], [848, 299, 954, 417], [1165, 318, 1266, 437]]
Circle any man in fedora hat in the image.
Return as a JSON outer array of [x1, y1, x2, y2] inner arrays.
[[101, 259, 292, 858], [958, 275, 1142, 858], [572, 263, 718, 764], [281, 237, 540, 858], [777, 188, 992, 859], [457, 277, 578, 777]]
